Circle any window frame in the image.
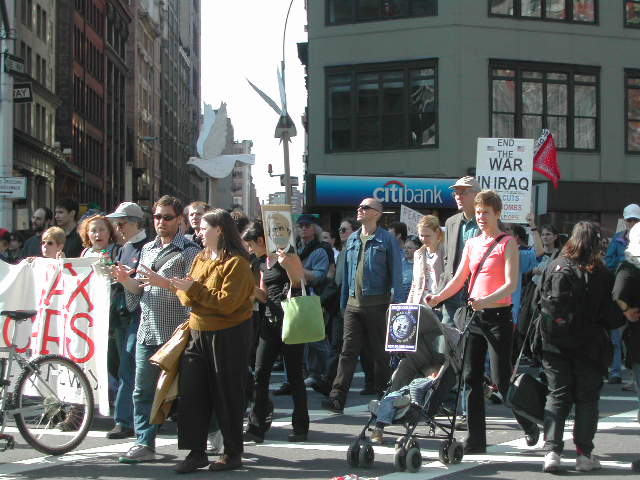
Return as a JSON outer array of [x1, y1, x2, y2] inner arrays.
[[624, 0, 640, 27], [325, 58, 439, 153], [625, 68, 640, 154], [489, 59, 600, 152], [326, 0, 438, 26], [487, 0, 598, 24]]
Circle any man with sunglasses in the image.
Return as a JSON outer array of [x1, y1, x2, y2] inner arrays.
[[114, 195, 199, 463], [321, 198, 402, 414], [104, 202, 148, 440]]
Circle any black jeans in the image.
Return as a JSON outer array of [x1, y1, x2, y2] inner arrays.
[[249, 320, 308, 436], [463, 306, 535, 447], [177, 322, 251, 457], [542, 349, 603, 456], [330, 304, 390, 403]]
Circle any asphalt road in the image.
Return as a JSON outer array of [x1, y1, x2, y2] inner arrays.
[[0, 369, 638, 480]]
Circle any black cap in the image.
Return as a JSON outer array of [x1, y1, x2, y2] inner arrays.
[[296, 214, 320, 226]]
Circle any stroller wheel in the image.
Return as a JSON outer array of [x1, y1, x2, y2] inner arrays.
[[358, 442, 374, 468], [439, 440, 451, 464], [393, 447, 407, 471], [449, 442, 464, 464], [405, 447, 422, 473], [346, 441, 361, 468]]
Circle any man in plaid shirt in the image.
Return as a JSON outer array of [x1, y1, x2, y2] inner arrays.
[[114, 195, 200, 463]]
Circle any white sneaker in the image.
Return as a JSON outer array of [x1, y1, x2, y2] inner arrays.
[[206, 430, 223, 455], [543, 451, 562, 473], [576, 454, 601, 472]]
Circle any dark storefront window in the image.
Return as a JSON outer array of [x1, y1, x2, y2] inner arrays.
[[626, 70, 640, 152], [327, 60, 437, 152], [625, 0, 640, 26], [490, 61, 599, 151], [489, 0, 596, 23], [327, 0, 436, 25]]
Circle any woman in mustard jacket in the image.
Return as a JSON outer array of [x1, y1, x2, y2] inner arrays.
[[171, 209, 254, 474]]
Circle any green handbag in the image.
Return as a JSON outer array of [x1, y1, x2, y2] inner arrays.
[[281, 279, 326, 345]]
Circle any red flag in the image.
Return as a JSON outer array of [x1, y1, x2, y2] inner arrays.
[[533, 129, 561, 189]]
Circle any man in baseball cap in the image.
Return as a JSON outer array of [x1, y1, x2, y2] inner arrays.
[[105, 201, 148, 440]]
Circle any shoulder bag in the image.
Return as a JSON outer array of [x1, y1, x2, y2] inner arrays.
[[281, 278, 325, 344], [452, 234, 507, 330]]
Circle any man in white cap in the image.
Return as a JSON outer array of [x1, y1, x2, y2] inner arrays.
[[439, 176, 482, 325], [104, 202, 148, 439], [605, 202, 640, 385]]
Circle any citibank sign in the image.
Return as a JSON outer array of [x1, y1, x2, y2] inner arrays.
[[314, 175, 457, 209]]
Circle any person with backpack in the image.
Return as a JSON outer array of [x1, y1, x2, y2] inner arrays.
[[537, 221, 624, 473], [427, 190, 539, 454]]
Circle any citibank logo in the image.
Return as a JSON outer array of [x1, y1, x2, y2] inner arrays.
[[372, 180, 443, 205]]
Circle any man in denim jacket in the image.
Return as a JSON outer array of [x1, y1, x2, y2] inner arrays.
[[321, 198, 403, 413]]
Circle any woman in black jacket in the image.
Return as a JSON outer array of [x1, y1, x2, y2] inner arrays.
[[612, 222, 640, 472], [538, 221, 620, 473]]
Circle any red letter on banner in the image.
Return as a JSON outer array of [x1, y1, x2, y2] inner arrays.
[[65, 313, 95, 363], [40, 309, 61, 355]]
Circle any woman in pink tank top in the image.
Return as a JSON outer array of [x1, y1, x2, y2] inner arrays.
[[428, 190, 539, 454]]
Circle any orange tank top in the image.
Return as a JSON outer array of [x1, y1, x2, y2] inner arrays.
[[463, 234, 513, 305]]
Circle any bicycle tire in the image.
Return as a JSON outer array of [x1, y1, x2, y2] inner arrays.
[[13, 354, 94, 455]]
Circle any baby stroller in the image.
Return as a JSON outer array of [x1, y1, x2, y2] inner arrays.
[[345, 305, 470, 473]]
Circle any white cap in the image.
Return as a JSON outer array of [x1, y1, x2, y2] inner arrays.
[[623, 203, 640, 220], [106, 202, 144, 219]]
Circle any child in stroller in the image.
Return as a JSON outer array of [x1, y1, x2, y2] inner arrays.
[[346, 305, 466, 473]]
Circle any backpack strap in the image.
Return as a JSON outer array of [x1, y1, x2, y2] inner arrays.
[[151, 245, 181, 272]]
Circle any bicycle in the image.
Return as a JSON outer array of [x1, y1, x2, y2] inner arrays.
[[0, 310, 94, 455]]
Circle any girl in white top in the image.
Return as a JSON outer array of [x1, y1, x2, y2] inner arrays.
[[406, 215, 444, 305]]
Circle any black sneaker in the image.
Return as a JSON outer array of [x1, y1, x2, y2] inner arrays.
[[311, 380, 331, 397], [608, 376, 622, 385], [273, 383, 291, 396], [106, 424, 135, 439], [321, 398, 344, 414], [525, 424, 540, 447], [175, 450, 209, 474]]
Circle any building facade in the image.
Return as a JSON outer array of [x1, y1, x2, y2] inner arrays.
[[13, 0, 66, 228], [305, 0, 640, 235], [231, 139, 258, 218]]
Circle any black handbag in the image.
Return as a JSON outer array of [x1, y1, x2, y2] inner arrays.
[[453, 234, 507, 331], [506, 314, 547, 425]]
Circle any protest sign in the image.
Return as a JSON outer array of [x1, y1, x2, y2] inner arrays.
[[400, 204, 423, 237], [476, 138, 534, 224], [385, 304, 421, 353], [0, 258, 110, 415]]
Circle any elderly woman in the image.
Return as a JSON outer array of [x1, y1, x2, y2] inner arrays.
[[171, 209, 254, 474], [78, 214, 119, 260], [428, 190, 539, 454]]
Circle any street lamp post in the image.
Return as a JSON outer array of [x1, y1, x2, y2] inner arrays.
[[280, 0, 295, 206]]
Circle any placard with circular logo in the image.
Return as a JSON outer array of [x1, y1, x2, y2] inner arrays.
[[385, 304, 421, 352]]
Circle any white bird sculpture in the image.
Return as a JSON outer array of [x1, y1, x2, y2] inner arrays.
[[187, 102, 255, 179]]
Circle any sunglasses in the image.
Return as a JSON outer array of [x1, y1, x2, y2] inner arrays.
[[153, 214, 176, 222], [357, 205, 380, 213]]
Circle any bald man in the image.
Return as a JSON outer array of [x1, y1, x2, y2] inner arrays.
[[321, 197, 403, 413]]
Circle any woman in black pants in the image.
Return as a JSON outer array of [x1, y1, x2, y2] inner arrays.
[[428, 190, 539, 454], [244, 221, 309, 443]]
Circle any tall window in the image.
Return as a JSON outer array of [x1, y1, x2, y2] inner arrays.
[[327, 0, 437, 25], [326, 59, 437, 152], [625, 0, 640, 26], [490, 61, 599, 151], [626, 70, 640, 152], [489, 0, 596, 23]]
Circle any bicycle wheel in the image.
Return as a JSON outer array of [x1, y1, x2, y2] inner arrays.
[[13, 354, 94, 455]]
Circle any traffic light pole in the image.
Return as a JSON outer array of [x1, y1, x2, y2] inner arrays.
[[0, 0, 14, 230]]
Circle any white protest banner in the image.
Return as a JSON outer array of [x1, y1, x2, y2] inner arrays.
[[0, 258, 110, 416], [476, 138, 534, 224], [400, 204, 424, 237]]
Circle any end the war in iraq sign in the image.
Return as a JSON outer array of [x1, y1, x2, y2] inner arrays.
[[476, 138, 534, 224]]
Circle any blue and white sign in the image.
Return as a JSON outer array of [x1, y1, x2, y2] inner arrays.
[[315, 175, 457, 209]]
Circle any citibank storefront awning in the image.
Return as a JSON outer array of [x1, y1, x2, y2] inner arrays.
[[310, 175, 458, 210]]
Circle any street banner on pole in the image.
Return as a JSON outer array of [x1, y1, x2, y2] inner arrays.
[[400, 204, 424, 236], [476, 138, 534, 224], [0, 258, 110, 415]]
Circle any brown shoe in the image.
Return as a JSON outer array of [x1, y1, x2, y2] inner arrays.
[[209, 454, 242, 471]]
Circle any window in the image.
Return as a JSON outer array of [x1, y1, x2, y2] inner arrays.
[[489, 0, 596, 23], [626, 70, 640, 152], [625, 0, 640, 26], [327, 0, 436, 25], [326, 59, 437, 152], [490, 60, 599, 151]]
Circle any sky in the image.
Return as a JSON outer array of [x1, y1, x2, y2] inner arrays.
[[200, 1, 308, 204]]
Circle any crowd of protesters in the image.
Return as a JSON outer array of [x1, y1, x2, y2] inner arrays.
[[1, 182, 639, 473]]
